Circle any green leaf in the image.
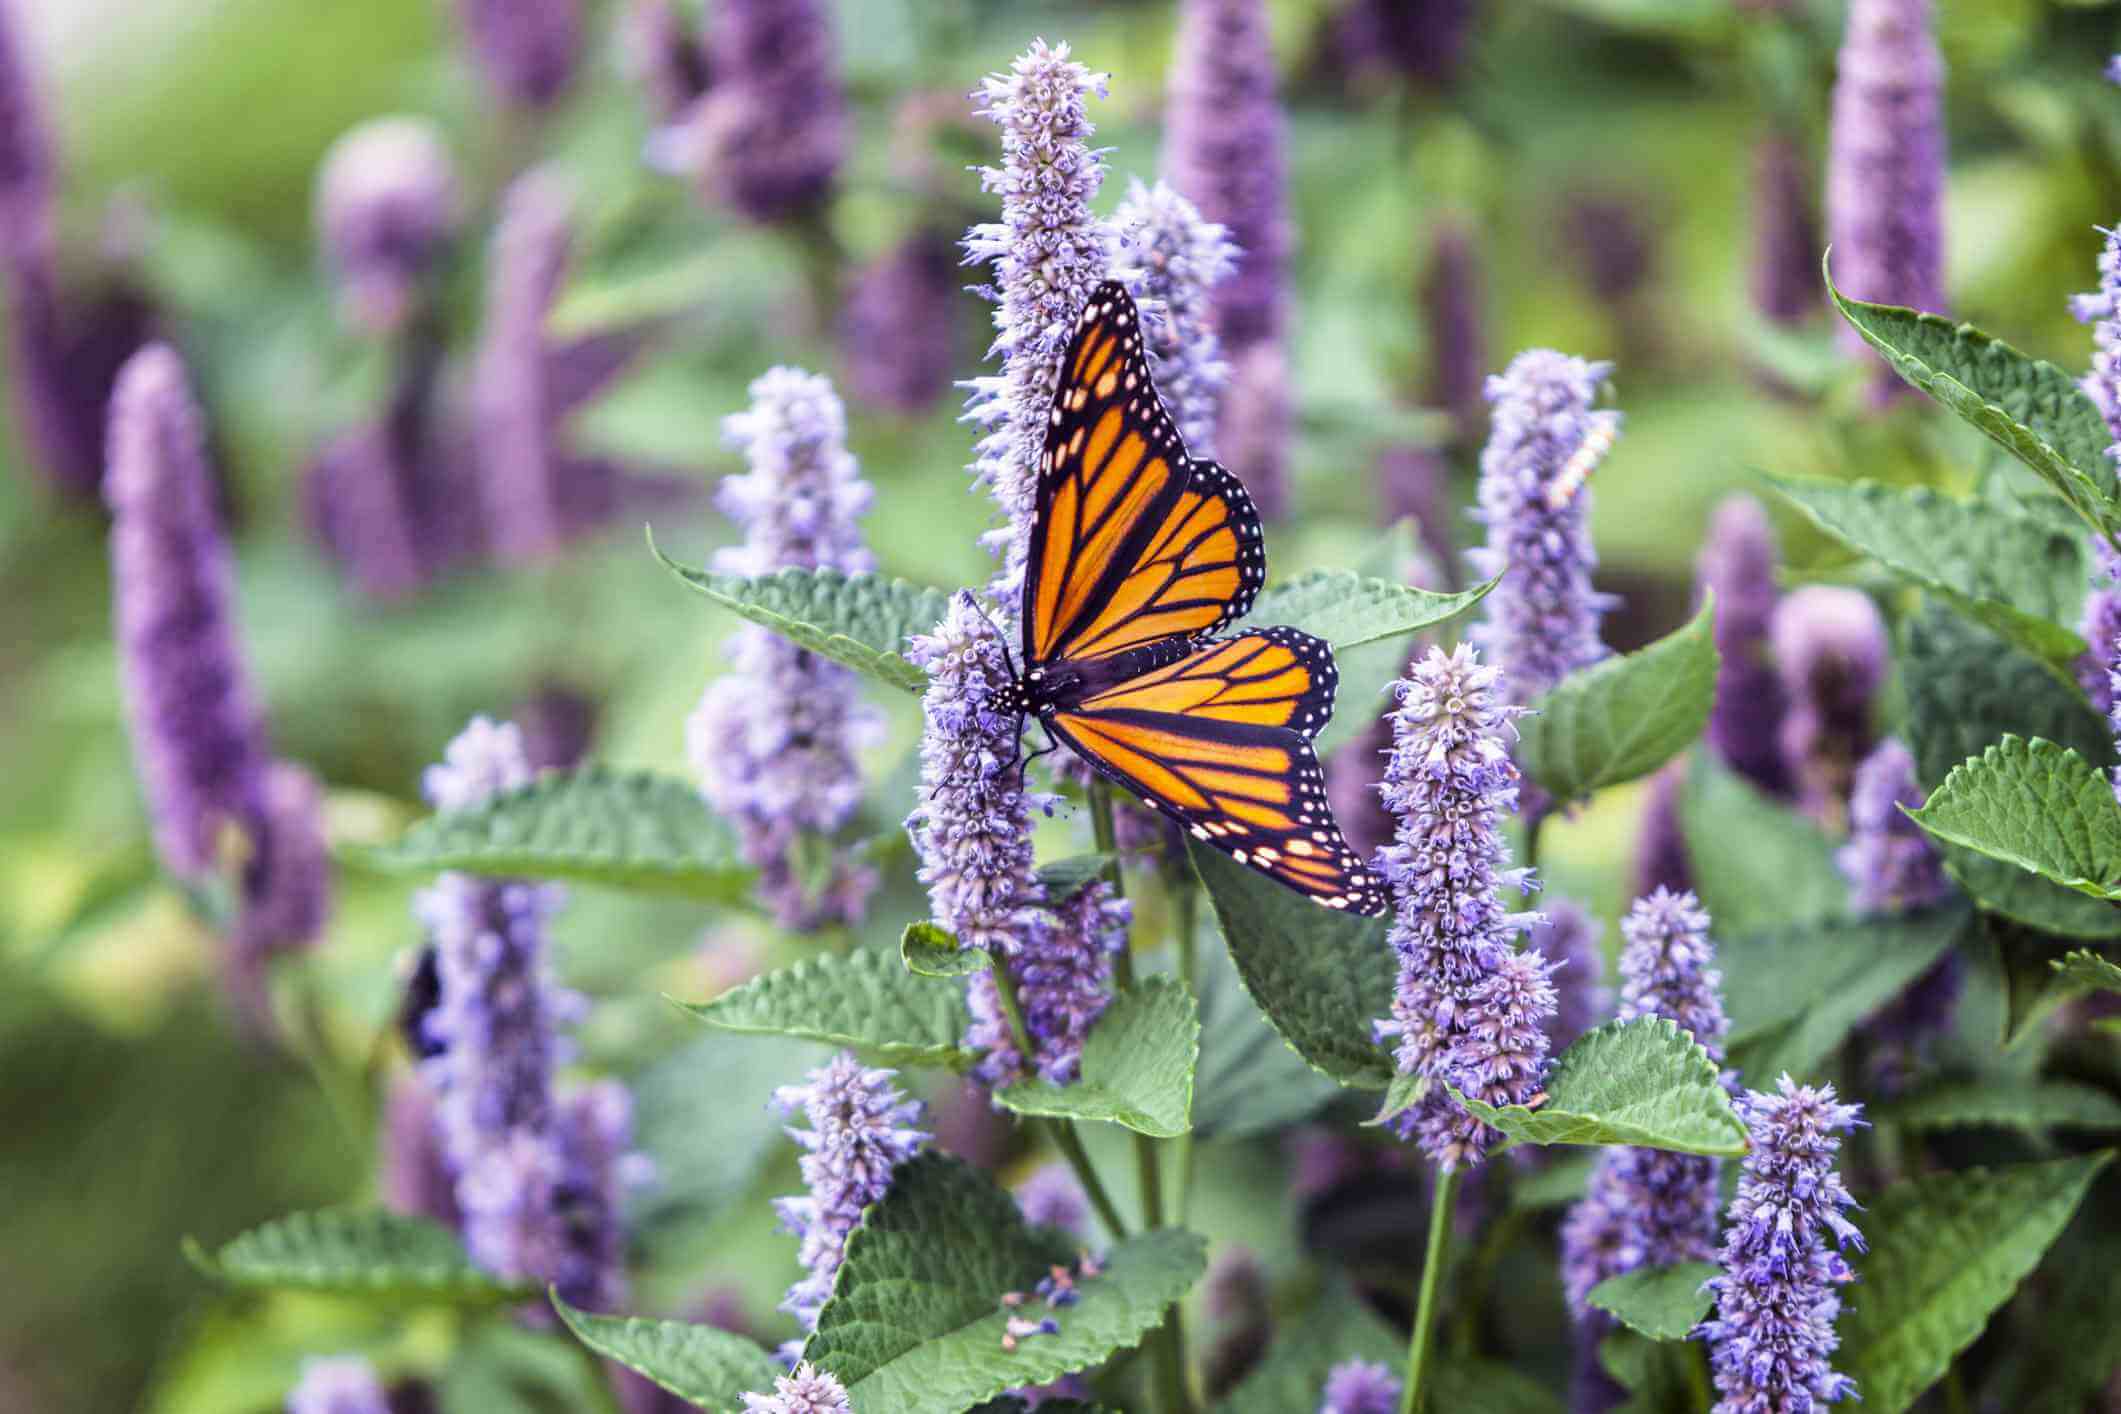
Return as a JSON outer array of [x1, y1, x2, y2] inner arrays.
[[803, 1152, 1206, 1408], [348, 766, 750, 902], [1599, 1330, 1704, 1414], [1766, 476, 2087, 664], [1191, 932, 1339, 1140], [1586, 1262, 1719, 1342], [1451, 1018, 1748, 1158], [654, 539, 952, 695], [1909, 736, 2121, 902], [1678, 752, 1847, 935], [1513, 1151, 1599, 1211], [1518, 599, 1719, 801], [679, 946, 972, 1070], [1221, 1282, 1400, 1414], [1189, 841, 1396, 1090], [182, 1209, 527, 1304], [1839, 1152, 2113, 1414], [549, 1297, 780, 1409], [993, 975, 1199, 1137], [1825, 261, 2121, 538], [901, 921, 989, 978], [1240, 570, 1498, 650], [1875, 1079, 2121, 1134]]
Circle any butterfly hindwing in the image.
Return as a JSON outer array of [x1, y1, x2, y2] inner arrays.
[[1069, 627, 1338, 741]]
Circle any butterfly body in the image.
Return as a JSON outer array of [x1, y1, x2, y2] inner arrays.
[[1003, 281, 1388, 916]]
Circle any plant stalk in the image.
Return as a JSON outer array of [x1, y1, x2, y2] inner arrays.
[[1400, 1166, 1462, 1414], [994, 948, 1132, 1241]]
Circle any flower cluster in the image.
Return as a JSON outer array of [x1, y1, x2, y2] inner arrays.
[[839, 230, 961, 416], [1771, 586, 1886, 828], [1839, 738, 1948, 914], [472, 171, 573, 562], [619, 0, 709, 128], [771, 1052, 929, 1334], [2077, 543, 2121, 714], [1319, 1359, 1402, 1414], [1111, 177, 1237, 453], [962, 40, 1113, 602], [1699, 495, 1791, 796], [1633, 761, 1692, 898], [228, 761, 334, 1020], [1697, 1077, 1865, 1412], [689, 367, 881, 930], [1533, 897, 1605, 1053], [313, 117, 460, 337], [1372, 643, 1555, 1170], [968, 878, 1128, 1088], [1467, 350, 1620, 705], [1751, 129, 1821, 328], [1014, 1163, 1091, 1234], [1425, 220, 1489, 448], [286, 1356, 390, 1414], [452, 0, 582, 112], [740, 1362, 852, 1414]]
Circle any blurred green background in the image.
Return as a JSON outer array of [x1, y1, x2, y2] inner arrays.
[[4, 0, 2120, 1409]]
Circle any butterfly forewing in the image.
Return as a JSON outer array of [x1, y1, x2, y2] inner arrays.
[[1070, 627, 1338, 740]]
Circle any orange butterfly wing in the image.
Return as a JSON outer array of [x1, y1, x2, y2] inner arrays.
[[1023, 283, 1265, 669]]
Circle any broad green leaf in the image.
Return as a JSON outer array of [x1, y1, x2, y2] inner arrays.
[[679, 946, 972, 1070], [1678, 752, 1846, 935], [1977, 1200, 2121, 1414], [630, 1030, 824, 1235], [654, 540, 952, 695], [803, 1152, 1206, 1408], [1512, 1152, 1599, 1211], [1876, 1079, 2121, 1134], [183, 1209, 527, 1304], [1909, 736, 2121, 902], [1240, 570, 1498, 650], [1826, 263, 2121, 538], [994, 975, 1199, 1137], [1518, 599, 1718, 802], [1191, 931, 1339, 1140], [349, 766, 750, 902], [901, 921, 989, 978], [1587, 1262, 1719, 1342], [1452, 1018, 1748, 1158], [1190, 841, 1396, 1090], [1600, 1330, 1704, 1414], [1767, 476, 2086, 664], [1839, 1153, 2113, 1414], [550, 1297, 780, 1409], [1899, 607, 2121, 939]]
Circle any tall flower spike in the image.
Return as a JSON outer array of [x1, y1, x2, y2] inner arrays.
[[770, 1052, 928, 1335], [1751, 128, 1821, 328], [961, 39, 1112, 603], [1633, 761, 1692, 899], [1318, 1359, 1402, 1414], [1698, 495, 1791, 796], [106, 344, 270, 881], [1165, 0, 1292, 514], [286, 1356, 390, 1414], [1425, 219, 1488, 449], [1827, 0, 1946, 398], [1696, 1077, 1864, 1412], [689, 367, 881, 930], [452, 0, 583, 112], [674, 0, 847, 223], [1533, 897, 1605, 1053], [1371, 643, 1554, 1170], [473, 171, 571, 562], [2076, 543, 2121, 713], [1561, 888, 1730, 1317], [839, 229, 960, 416], [1467, 350, 1620, 705], [1111, 177, 1237, 454], [1771, 586, 1886, 829], [967, 877, 1126, 1088], [314, 117, 461, 338], [741, 1363, 852, 1414], [2072, 226, 2121, 450]]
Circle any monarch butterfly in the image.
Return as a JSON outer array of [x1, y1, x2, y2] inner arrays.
[[995, 281, 1388, 916]]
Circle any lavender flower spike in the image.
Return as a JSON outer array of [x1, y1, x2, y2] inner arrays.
[[961, 39, 1112, 603], [1827, 0, 1946, 390], [1532, 897, 1605, 1053], [1112, 177, 1237, 454], [2071, 226, 2121, 449], [1372, 643, 1554, 1170], [1698, 495, 1791, 796], [1426, 219, 1489, 449], [1014, 1162, 1091, 1234], [1697, 1077, 1865, 1412], [106, 344, 270, 881], [968, 876, 1127, 1088], [840, 230, 959, 416], [314, 117, 461, 337], [1561, 889, 1730, 1316], [1319, 1359, 1402, 1414], [228, 760, 335, 1025], [473, 171, 572, 562], [287, 1356, 390, 1414], [675, 0, 847, 223], [1771, 586, 1887, 828], [770, 1052, 929, 1334], [689, 367, 882, 930], [1467, 350, 1620, 705], [452, 0, 583, 112], [741, 1363, 852, 1414], [2077, 543, 2121, 714], [1751, 128, 1821, 328], [1839, 738, 1950, 913]]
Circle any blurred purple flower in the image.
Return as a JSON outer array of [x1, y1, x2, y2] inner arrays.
[[452, 0, 583, 112], [1751, 128, 1821, 327], [0, 0, 53, 220], [1632, 761, 1692, 899], [288, 1356, 390, 1414], [1698, 495, 1791, 796], [2071, 226, 2121, 449], [1771, 586, 1886, 829], [961, 39, 1112, 602], [473, 172, 572, 562], [512, 681, 597, 774], [1217, 341, 1293, 520], [1331, 0, 1480, 91], [382, 1074, 460, 1228], [839, 229, 959, 415], [1377, 444, 1456, 575], [1204, 1244, 1273, 1398], [1696, 1077, 1864, 1412], [619, 0, 710, 127], [2109, 55, 2121, 86], [1565, 194, 1655, 308], [969, 878, 1126, 1088], [2076, 543, 2121, 715], [1372, 643, 1552, 1170], [302, 355, 439, 601], [771, 1052, 928, 1334], [1319, 1359, 1401, 1414], [1467, 350, 1619, 706], [226, 760, 334, 1029], [314, 118, 460, 337], [1326, 711, 1393, 867], [1533, 896, 1605, 1053], [741, 1363, 851, 1414], [1113, 177, 1237, 453], [1425, 219, 1488, 450], [689, 367, 881, 930], [106, 344, 269, 881], [1014, 1163, 1090, 1234], [1839, 738, 1948, 914], [1827, 0, 1945, 399]]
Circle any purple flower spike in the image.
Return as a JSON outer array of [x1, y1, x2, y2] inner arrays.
[[1827, 0, 1946, 397], [961, 39, 1112, 603], [2071, 227, 2121, 449], [741, 1362, 851, 1414], [227, 760, 334, 1024], [1112, 177, 1237, 454], [1533, 897, 1605, 1053], [1632, 761, 1693, 899], [1217, 342, 1293, 521], [314, 118, 460, 337], [1771, 586, 1886, 828], [1839, 738, 1949, 914], [1467, 350, 1620, 705], [0, 0, 54, 223], [1698, 495, 1791, 796], [452, 0, 583, 112], [770, 1052, 928, 1335], [1014, 1162, 1090, 1235], [668, 0, 846, 223], [1561, 888, 1729, 1318], [381, 1074, 460, 1228], [689, 367, 881, 930], [1751, 129, 1821, 328], [2076, 544, 2121, 714], [1331, 0, 1479, 91], [473, 171, 573, 563], [840, 230, 960, 415], [1319, 1359, 1402, 1414], [287, 1356, 390, 1414], [1371, 643, 1552, 1170], [619, 0, 709, 127], [1426, 219, 1489, 449], [1697, 1077, 1865, 1412], [106, 344, 270, 882], [969, 878, 1126, 1088]]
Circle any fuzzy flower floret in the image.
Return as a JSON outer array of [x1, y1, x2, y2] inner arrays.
[[968, 878, 1127, 1087], [1697, 1076, 1865, 1413], [1318, 1359, 1402, 1414], [741, 1362, 853, 1414], [1112, 176, 1236, 454]]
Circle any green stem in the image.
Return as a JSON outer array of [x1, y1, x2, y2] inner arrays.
[[1048, 1120, 1130, 1240], [989, 952, 1038, 1064], [1685, 1342, 1714, 1412], [1400, 1167, 1462, 1414], [1523, 809, 1548, 882], [1170, 879, 1201, 1227], [1087, 783, 1135, 988]]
